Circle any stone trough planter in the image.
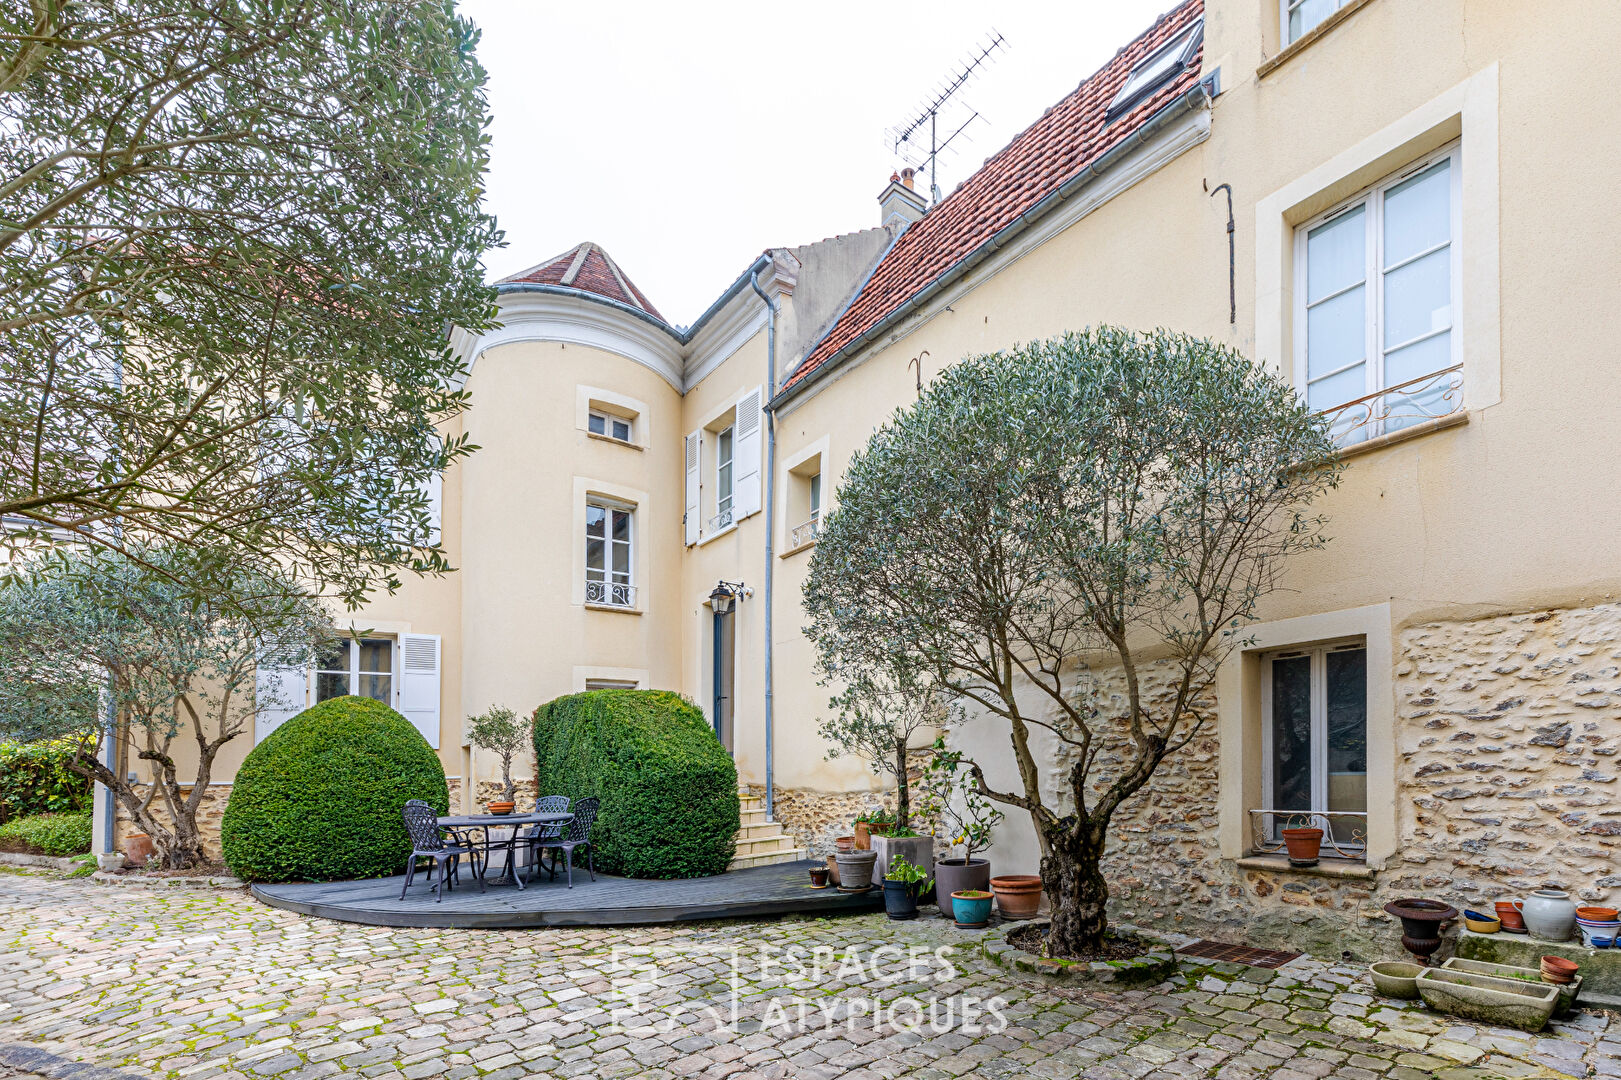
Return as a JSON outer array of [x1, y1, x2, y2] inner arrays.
[[981, 919, 1177, 987], [1414, 966, 1560, 1032], [1441, 957, 1583, 1019]]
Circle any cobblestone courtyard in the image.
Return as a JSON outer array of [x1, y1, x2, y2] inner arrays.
[[0, 870, 1616, 1080]]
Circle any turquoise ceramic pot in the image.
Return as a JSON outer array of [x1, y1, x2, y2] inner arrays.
[[952, 891, 993, 928]]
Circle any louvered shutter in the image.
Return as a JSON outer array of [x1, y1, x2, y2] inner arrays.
[[733, 386, 762, 519], [684, 431, 701, 545], [254, 661, 307, 742], [400, 634, 441, 749]]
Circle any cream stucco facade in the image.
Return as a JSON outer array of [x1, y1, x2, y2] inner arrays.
[[119, 0, 1621, 953]]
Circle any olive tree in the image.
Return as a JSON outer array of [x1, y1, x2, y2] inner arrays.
[[804, 327, 1341, 956], [0, 546, 332, 868], [0, 0, 500, 607], [817, 661, 940, 833], [466, 705, 527, 804]]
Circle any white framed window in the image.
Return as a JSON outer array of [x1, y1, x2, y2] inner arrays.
[[585, 678, 638, 691], [714, 426, 734, 528], [1261, 640, 1367, 848], [585, 502, 634, 607], [588, 410, 632, 443], [809, 473, 821, 518], [1294, 144, 1462, 445], [1106, 17, 1202, 120], [1283, 0, 1351, 44], [315, 637, 394, 705]]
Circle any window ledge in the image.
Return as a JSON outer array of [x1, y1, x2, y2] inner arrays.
[[779, 539, 816, 559], [584, 602, 642, 616], [1235, 854, 1375, 880], [698, 522, 738, 548], [586, 431, 642, 451], [1337, 410, 1468, 462], [1257, 0, 1377, 79]]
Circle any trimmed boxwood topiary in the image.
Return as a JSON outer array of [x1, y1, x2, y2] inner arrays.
[[221, 696, 448, 882], [532, 690, 738, 878]]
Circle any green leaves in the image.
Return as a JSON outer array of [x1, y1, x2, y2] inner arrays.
[[0, 0, 501, 607]]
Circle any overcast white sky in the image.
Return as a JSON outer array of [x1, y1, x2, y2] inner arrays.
[[459, 0, 1180, 327]]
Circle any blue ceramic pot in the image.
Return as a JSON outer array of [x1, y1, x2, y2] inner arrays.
[[951, 891, 993, 928]]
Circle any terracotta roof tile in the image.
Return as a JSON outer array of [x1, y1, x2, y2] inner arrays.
[[499, 242, 665, 322], [784, 0, 1204, 390]]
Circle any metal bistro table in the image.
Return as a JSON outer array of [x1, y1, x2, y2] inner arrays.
[[437, 812, 573, 890]]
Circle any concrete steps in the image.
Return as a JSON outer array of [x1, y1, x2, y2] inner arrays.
[[729, 790, 803, 870]]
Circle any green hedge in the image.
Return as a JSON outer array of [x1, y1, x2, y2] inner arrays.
[[221, 696, 448, 882], [0, 740, 93, 824], [0, 811, 93, 857], [532, 690, 738, 879]]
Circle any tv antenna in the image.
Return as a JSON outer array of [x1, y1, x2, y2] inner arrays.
[[886, 31, 1007, 205]]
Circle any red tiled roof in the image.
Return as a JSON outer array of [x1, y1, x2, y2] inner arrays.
[[499, 242, 665, 322], [784, 0, 1205, 390]]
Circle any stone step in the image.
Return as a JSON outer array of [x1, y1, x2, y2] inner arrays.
[[727, 847, 805, 870], [734, 834, 798, 856], [737, 821, 784, 841]]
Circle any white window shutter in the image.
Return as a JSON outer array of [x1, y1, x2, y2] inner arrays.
[[424, 472, 442, 547], [683, 431, 701, 546], [400, 634, 441, 749], [733, 386, 762, 518], [254, 661, 307, 742]]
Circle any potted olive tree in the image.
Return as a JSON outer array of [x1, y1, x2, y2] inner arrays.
[[917, 735, 1003, 920], [466, 705, 528, 813], [817, 662, 938, 889]]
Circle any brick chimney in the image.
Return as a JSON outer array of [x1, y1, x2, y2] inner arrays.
[[878, 167, 928, 228]]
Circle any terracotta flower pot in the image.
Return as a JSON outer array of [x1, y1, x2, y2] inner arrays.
[[853, 821, 871, 850], [123, 832, 154, 868], [1281, 827, 1324, 866], [1541, 955, 1579, 984], [990, 875, 1043, 920], [1577, 906, 1619, 922], [833, 835, 855, 854], [808, 866, 830, 889], [487, 801, 516, 815], [1496, 901, 1527, 932]]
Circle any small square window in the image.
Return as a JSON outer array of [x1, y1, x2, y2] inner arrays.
[[1283, 0, 1351, 45], [588, 410, 632, 443]]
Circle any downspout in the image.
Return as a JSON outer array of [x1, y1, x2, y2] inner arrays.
[[749, 269, 777, 819]]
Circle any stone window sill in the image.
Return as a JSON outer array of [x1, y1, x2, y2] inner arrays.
[[1257, 0, 1377, 80], [1235, 853, 1375, 880], [1337, 410, 1468, 462], [779, 539, 816, 559], [584, 603, 642, 616], [586, 431, 643, 451]]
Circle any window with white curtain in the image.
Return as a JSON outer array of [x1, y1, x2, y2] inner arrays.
[[1263, 641, 1367, 848], [1295, 145, 1461, 444], [1283, 0, 1351, 44], [585, 502, 634, 607]]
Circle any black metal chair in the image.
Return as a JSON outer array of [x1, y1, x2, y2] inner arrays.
[[400, 800, 483, 902], [521, 795, 571, 879], [532, 796, 598, 888]]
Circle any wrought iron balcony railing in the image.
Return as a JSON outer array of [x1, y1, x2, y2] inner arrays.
[[789, 511, 820, 548], [1316, 364, 1463, 447], [585, 579, 636, 608], [708, 505, 734, 533], [1247, 808, 1367, 858]]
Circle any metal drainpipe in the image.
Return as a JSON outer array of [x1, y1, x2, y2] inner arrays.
[[748, 270, 777, 819]]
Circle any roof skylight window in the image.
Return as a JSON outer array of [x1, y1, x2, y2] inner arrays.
[[1106, 19, 1203, 121]]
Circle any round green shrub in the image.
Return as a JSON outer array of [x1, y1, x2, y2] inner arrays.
[[0, 811, 92, 856], [532, 690, 738, 878], [221, 696, 448, 882]]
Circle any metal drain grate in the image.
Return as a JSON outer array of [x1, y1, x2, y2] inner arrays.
[[1176, 939, 1302, 969]]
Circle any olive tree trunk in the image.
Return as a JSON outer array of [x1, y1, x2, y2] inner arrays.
[[1041, 824, 1111, 955]]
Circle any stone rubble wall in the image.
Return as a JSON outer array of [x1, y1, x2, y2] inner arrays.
[[944, 602, 1621, 960], [744, 783, 894, 856]]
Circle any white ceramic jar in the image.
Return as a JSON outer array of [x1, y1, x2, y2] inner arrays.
[[1519, 889, 1577, 942]]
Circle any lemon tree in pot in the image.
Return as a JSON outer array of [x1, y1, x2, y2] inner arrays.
[[918, 735, 1003, 920]]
